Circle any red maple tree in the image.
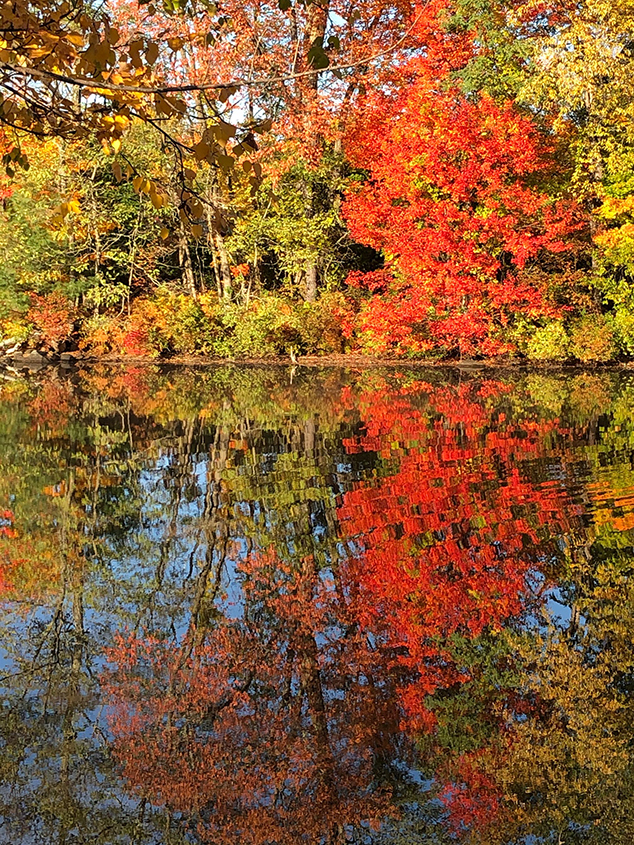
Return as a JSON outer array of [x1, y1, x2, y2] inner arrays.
[[343, 63, 585, 356]]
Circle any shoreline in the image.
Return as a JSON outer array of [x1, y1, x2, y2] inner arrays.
[[2, 351, 634, 372]]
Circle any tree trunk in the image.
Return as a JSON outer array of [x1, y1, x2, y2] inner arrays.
[[212, 229, 233, 301], [306, 2, 328, 92], [300, 1, 329, 303], [305, 261, 318, 302], [178, 220, 197, 299]]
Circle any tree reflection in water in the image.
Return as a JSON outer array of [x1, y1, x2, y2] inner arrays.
[[1, 365, 634, 844]]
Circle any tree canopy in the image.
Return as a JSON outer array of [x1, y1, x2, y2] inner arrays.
[[0, 0, 633, 361]]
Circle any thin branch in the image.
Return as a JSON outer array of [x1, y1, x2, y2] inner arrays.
[[0, 15, 421, 97]]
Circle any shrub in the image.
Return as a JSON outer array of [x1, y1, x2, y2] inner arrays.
[[27, 292, 77, 352], [213, 297, 300, 357], [124, 289, 219, 356], [78, 313, 125, 356], [299, 292, 351, 354], [569, 314, 617, 363], [79, 289, 351, 359], [120, 327, 154, 357], [526, 322, 570, 362], [611, 309, 634, 356], [0, 317, 30, 344], [211, 294, 348, 358]]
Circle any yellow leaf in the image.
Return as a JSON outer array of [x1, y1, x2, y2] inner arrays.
[[218, 86, 237, 103], [66, 33, 85, 47], [170, 98, 187, 114], [217, 154, 235, 172], [160, 227, 170, 240], [252, 119, 273, 133], [111, 138, 121, 153], [213, 121, 236, 146]]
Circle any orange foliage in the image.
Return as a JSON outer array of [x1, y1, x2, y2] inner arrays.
[[112, 0, 422, 166], [103, 551, 403, 843], [27, 292, 77, 352]]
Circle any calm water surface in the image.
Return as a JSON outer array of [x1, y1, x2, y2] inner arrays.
[[2, 364, 634, 844]]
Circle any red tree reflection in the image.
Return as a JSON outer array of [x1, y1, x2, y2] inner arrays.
[[336, 378, 585, 833], [103, 378, 586, 841]]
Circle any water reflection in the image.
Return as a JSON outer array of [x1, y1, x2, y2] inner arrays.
[[1, 365, 634, 843]]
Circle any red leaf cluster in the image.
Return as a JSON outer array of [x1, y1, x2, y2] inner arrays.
[[344, 66, 585, 355]]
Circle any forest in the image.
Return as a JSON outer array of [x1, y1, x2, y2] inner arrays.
[[0, 0, 633, 362]]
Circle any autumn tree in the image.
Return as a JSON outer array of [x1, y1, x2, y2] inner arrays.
[[109, 0, 423, 300], [343, 58, 586, 357]]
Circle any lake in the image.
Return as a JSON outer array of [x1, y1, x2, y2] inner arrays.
[[1, 363, 634, 845]]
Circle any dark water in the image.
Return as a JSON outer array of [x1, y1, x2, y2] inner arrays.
[[2, 364, 634, 844]]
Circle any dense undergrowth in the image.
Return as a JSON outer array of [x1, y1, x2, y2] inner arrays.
[[6, 287, 629, 363]]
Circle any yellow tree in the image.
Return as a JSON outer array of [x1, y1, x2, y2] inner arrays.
[[521, 5, 634, 266]]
